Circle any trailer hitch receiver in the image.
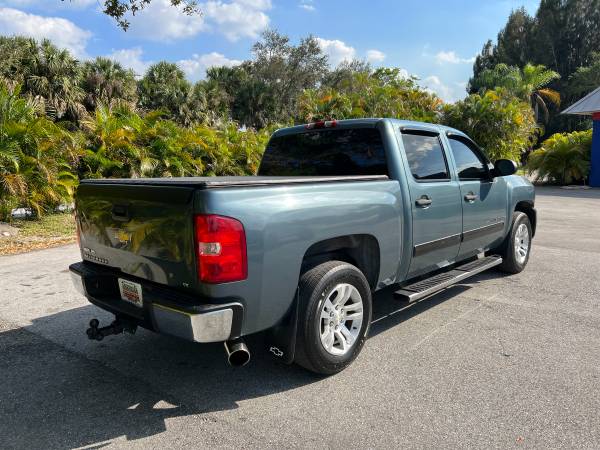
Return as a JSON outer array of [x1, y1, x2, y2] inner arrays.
[[86, 317, 137, 341]]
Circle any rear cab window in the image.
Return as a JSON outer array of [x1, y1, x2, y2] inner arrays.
[[258, 127, 388, 176]]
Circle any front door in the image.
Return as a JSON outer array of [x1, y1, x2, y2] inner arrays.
[[445, 135, 507, 259], [399, 129, 463, 278]]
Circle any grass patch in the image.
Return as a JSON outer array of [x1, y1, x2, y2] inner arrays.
[[0, 213, 76, 256]]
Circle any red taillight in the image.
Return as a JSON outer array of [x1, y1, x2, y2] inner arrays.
[[194, 214, 247, 284]]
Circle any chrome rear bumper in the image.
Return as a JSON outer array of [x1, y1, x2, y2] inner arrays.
[[69, 263, 243, 343]]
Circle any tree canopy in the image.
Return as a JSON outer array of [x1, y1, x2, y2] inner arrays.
[[1, 24, 581, 219], [469, 0, 600, 135], [61, 0, 199, 30]]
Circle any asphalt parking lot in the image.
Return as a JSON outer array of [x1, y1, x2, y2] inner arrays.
[[1, 186, 600, 449]]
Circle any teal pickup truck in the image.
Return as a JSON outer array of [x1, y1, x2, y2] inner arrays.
[[70, 119, 536, 375]]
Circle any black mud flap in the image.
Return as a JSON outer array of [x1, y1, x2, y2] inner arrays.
[[264, 289, 299, 364]]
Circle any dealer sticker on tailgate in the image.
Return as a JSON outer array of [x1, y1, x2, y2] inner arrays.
[[118, 278, 143, 307]]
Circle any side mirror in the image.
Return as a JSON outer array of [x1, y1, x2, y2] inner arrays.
[[493, 159, 517, 177]]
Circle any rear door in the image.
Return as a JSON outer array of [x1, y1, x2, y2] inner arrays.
[[399, 129, 462, 278], [445, 135, 507, 259]]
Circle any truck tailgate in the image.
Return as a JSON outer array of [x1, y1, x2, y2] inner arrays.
[[76, 183, 196, 289]]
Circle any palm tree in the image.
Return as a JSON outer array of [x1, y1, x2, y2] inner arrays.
[[0, 36, 38, 85], [137, 62, 192, 123], [520, 63, 561, 123], [527, 130, 592, 185], [0, 82, 80, 219], [81, 57, 137, 111], [474, 63, 561, 123], [26, 39, 85, 121]]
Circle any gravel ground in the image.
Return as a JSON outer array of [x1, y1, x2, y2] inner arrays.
[[1, 186, 599, 449]]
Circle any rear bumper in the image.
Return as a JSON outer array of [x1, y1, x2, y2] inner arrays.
[[69, 261, 244, 343]]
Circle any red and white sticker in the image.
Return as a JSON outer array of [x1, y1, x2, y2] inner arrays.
[[118, 278, 143, 308]]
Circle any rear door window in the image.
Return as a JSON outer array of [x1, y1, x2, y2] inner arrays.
[[401, 133, 450, 181], [258, 128, 388, 176]]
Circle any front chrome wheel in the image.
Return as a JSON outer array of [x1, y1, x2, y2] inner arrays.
[[319, 283, 364, 356], [514, 223, 530, 264]]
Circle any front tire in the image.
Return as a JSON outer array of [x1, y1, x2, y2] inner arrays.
[[498, 212, 532, 274], [294, 261, 372, 375]]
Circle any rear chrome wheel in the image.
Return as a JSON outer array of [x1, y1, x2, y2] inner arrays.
[[319, 283, 364, 356], [294, 261, 372, 375]]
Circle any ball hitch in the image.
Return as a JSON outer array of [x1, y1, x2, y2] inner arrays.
[[86, 317, 137, 341]]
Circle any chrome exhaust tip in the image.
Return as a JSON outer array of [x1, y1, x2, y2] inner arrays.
[[224, 338, 251, 367]]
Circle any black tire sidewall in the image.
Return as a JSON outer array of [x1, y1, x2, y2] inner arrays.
[[299, 262, 372, 374]]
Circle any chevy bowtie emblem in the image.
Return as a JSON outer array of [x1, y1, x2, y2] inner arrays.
[[269, 346, 284, 357], [115, 229, 132, 244]]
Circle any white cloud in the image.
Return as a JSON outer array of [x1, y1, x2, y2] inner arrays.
[[105, 48, 242, 80], [0, 0, 95, 8], [421, 75, 467, 103], [125, 0, 271, 42], [107, 47, 152, 77], [126, 0, 207, 41], [366, 49, 386, 63], [178, 52, 242, 81], [0, 7, 91, 58], [203, 0, 271, 41], [396, 68, 412, 79], [435, 50, 475, 65], [316, 38, 356, 66], [299, 0, 315, 11]]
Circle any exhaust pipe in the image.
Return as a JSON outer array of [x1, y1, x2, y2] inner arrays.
[[224, 338, 251, 367]]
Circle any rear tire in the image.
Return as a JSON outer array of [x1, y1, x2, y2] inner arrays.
[[497, 212, 532, 274], [294, 261, 372, 375]]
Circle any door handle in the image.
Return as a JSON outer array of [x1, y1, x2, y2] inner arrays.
[[464, 192, 477, 202], [111, 204, 130, 221], [415, 195, 432, 208]]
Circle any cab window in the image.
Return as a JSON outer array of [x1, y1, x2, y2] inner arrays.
[[448, 137, 489, 180], [401, 132, 450, 181], [259, 128, 388, 176]]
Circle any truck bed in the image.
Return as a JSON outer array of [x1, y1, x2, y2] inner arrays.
[[79, 175, 389, 189]]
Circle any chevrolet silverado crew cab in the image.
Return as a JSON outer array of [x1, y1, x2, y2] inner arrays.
[[70, 118, 536, 375]]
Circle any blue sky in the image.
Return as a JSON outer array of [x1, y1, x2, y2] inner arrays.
[[0, 0, 540, 102]]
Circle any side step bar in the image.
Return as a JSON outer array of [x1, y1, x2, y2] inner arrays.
[[394, 255, 502, 303]]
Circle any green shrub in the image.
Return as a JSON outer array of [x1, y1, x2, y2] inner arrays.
[[527, 130, 592, 185], [0, 83, 271, 222], [0, 83, 81, 220], [80, 105, 270, 180], [442, 88, 540, 162], [297, 68, 443, 124]]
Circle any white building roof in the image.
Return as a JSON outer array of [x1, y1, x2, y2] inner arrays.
[[562, 86, 600, 115]]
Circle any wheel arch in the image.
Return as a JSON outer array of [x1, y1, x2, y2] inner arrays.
[[301, 234, 381, 290], [515, 200, 536, 237]]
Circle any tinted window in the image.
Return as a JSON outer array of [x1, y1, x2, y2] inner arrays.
[[448, 138, 488, 180], [258, 128, 387, 176], [401, 133, 449, 181]]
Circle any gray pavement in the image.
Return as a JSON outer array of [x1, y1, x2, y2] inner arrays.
[[1, 186, 600, 449]]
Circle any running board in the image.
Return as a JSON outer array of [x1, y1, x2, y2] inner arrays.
[[394, 255, 502, 303]]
